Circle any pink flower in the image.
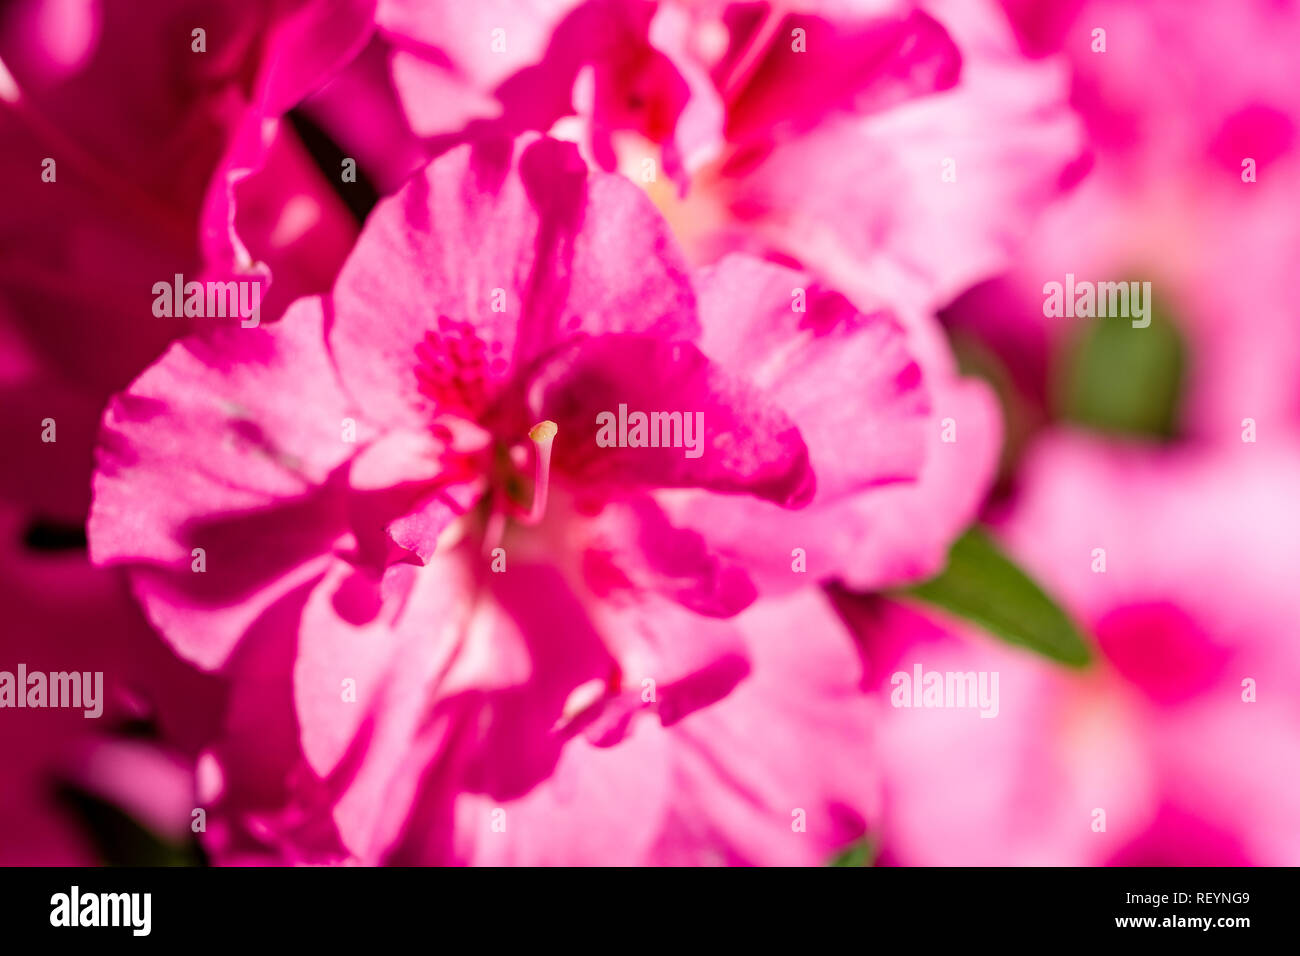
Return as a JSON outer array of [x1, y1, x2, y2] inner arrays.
[[378, 0, 1082, 311], [838, 431, 1300, 865], [88, 134, 993, 863], [376, 0, 1059, 584], [946, 0, 1300, 441]]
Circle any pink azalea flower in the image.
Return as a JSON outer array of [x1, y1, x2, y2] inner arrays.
[[88, 134, 992, 863], [375, 0, 1063, 584], [838, 431, 1300, 865], [377, 0, 1082, 311], [644, 0, 1083, 315]]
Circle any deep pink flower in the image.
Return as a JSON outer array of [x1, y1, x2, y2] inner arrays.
[[0, 500, 219, 864], [88, 134, 995, 863], [0, 0, 370, 397], [374, 0, 1052, 584], [0, 3, 377, 860], [839, 431, 1300, 865], [0, 294, 226, 864]]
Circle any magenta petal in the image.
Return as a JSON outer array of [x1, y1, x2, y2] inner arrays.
[[198, 0, 374, 308], [577, 495, 757, 617], [648, 3, 728, 178], [299, 554, 615, 860], [91, 297, 355, 568], [536, 331, 814, 506], [648, 255, 991, 593], [376, 0, 577, 91], [649, 589, 878, 865], [258, 0, 377, 115], [221, 121, 359, 322], [696, 255, 929, 500], [399, 587, 876, 865], [405, 710, 676, 866], [833, 374, 1002, 589], [383, 482, 481, 565], [720, 6, 960, 143], [719, 13, 1084, 312], [595, 593, 751, 729], [664, 371, 998, 592]]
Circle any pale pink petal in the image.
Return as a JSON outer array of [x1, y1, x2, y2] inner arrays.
[[89, 297, 360, 667], [328, 136, 698, 432]]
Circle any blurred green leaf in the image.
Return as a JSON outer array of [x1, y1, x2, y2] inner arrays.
[[901, 527, 1093, 667], [1056, 301, 1186, 439], [829, 837, 877, 867]]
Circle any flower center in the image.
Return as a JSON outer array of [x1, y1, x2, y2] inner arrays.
[[477, 420, 558, 554], [413, 325, 559, 545]]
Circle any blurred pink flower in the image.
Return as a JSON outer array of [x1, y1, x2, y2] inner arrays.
[[0, 1, 375, 862], [839, 431, 1300, 865], [946, 0, 1300, 440], [0, 297, 223, 863], [86, 134, 999, 863], [0, 502, 218, 864], [0, 0, 370, 407]]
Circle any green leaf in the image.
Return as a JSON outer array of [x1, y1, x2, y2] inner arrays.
[[829, 837, 877, 867], [901, 527, 1093, 667], [1056, 298, 1186, 439]]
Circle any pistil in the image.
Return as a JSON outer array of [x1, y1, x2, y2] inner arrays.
[[519, 420, 558, 525]]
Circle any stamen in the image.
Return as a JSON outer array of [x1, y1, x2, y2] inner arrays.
[[519, 420, 558, 525]]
